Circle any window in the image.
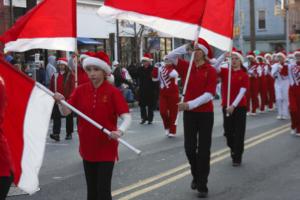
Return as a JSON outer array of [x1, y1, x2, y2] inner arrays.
[[258, 10, 266, 30]]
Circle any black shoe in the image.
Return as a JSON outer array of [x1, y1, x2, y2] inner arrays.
[[232, 161, 241, 167], [65, 134, 72, 140], [191, 179, 197, 190], [197, 185, 208, 198], [148, 121, 152, 124], [50, 134, 60, 142], [140, 119, 147, 124]]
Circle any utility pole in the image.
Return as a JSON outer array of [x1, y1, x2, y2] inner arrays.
[[249, 0, 256, 51], [285, 0, 290, 53], [238, 0, 245, 52]]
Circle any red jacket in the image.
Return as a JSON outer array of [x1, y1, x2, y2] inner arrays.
[[0, 78, 14, 176]]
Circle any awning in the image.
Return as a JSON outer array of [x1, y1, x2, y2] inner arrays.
[[77, 37, 103, 45]]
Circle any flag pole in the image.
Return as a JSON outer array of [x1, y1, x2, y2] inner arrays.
[[226, 42, 233, 117], [36, 82, 142, 155], [175, 26, 201, 125]]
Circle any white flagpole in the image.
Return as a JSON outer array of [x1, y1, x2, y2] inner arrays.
[[36, 83, 142, 155], [226, 42, 233, 116], [175, 26, 201, 125]]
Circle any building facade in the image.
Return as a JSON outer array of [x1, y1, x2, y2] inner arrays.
[[233, 0, 300, 53]]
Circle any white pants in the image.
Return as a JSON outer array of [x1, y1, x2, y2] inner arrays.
[[274, 79, 289, 117]]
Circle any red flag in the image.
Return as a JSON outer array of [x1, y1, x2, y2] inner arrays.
[[0, 0, 77, 52], [98, 0, 235, 51], [0, 58, 54, 194]]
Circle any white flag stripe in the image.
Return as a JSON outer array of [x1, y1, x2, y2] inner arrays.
[[18, 85, 54, 194], [4, 37, 76, 52]]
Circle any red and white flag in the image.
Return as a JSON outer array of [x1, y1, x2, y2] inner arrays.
[[0, 0, 77, 52], [97, 0, 235, 51], [0, 58, 54, 194]]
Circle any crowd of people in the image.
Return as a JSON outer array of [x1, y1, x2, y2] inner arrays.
[[1, 40, 300, 199]]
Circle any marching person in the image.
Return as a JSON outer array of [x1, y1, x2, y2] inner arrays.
[[264, 53, 276, 111], [53, 52, 131, 200], [0, 76, 14, 200], [271, 52, 290, 120], [152, 61, 179, 137], [289, 49, 300, 136], [137, 53, 157, 124], [77, 54, 90, 86], [246, 51, 259, 115], [215, 49, 249, 166], [256, 53, 268, 113], [166, 38, 217, 198], [45, 55, 57, 88], [49, 58, 75, 141]]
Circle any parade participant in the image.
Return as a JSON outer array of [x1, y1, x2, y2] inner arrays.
[[137, 53, 157, 124], [264, 53, 276, 111], [166, 38, 217, 198], [45, 55, 57, 88], [215, 49, 249, 166], [53, 52, 131, 200], [246, 51, 259, 115], [49, 58, 75, 141], [256, 53, 268, 113], [271, 52, 289, 120], [78, 54, 90, 85], [289, 49, 300, 136], [0, 76, 14, 200], [152, 61, 179, 137]]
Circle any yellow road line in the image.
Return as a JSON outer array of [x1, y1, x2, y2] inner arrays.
[[116, 127, 289, 200], [112, 124, 289, 197]]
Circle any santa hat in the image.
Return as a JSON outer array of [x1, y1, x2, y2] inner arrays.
[[246, 51, 255, 59], [256, 52, 265, 62], [141, 53, 153, 62], [79, 54, 89, 62], [276, 51, 287, 59], [232, 47, 244, 63], [194, 38, 213, 59], [83, 51, 111, 74], [293, 49, 300, 56], [287, 52, 295, 59], [57, 58, 68, 66], [264, 53, 272, 59]]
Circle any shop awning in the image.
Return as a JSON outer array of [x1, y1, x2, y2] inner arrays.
[[77, 37, 103, 45]]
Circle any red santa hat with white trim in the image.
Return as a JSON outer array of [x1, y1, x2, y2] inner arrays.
[[57, 58, 68, 66], [246, 51, 256, 59], [256, 52, 266, 62], [293, 49, 300, 56], [141, 53, 153, 62], [232, 47, 244, 63], [276, 51, 287, 59], [194, 38, 213, 59], [264, 52, 272, 59], [82, 51, 112, 74]]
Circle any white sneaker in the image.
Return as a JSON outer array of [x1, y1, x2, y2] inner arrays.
[[281, 116, 289, 120], [167, 133, 176, 138], [251, 112, 257, 116], [276, 115, 282, 120], [290, 129, 296, 135], [295, 133, 300, 137], [165, 129, 169, 136], [247, 112, 251, 116]]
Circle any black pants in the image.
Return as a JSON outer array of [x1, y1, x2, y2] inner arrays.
[[222, 106, 247, 162], [183, 111, 214, 188], [52, 104, 74, 135], [140, 105, 154, 122], [0, 175, 13, 200], [83, 160, 114, 200]]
